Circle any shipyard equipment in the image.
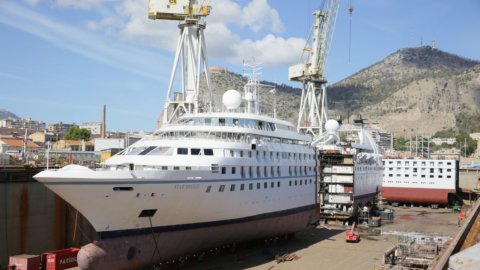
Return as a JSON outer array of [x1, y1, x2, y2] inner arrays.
[[148, 0, 213, 125], [345, 222, 359, 242], [289, 0, 339, 137]]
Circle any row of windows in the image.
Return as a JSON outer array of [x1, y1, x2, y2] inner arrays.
[[385, 160, 453, 167], [206, 179, 314, 193], [156, 131, 308, 146], [179, 147, 313, 161], [176, 117, 284, 131], [387, 167, 452, 173], [384, 180, 440, 185], [216, 165, 313, 178], [386, 173, 452, 179]]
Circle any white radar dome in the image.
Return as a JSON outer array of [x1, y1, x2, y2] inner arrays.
[[222, 89, 242, 109], [325, 119, 340, 132], [245, 92, 254, 101]]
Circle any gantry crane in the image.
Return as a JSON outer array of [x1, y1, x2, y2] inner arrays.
[[149, 0, 213, 125], [289, 0, 339, 138]]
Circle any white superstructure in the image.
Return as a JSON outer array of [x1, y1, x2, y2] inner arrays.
[[382, 158, 458, 204]]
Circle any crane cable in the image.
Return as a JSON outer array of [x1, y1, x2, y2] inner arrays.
[[348, 0, 354, 62]]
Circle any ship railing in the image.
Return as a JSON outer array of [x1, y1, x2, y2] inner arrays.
[[98, 164, 213, 172]]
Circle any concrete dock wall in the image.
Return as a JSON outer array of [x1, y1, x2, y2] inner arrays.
[[0, 167, 96, 269]]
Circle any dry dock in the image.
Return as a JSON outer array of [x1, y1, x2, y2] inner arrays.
[[179, 206, 460, 270]]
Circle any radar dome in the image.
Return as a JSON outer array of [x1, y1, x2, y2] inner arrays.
[[325, 119, 340, 132], [245, 92, 254, 101], [222, 89, 242, 109]]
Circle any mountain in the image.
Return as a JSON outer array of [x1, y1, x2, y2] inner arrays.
[[0, 109, 20, 120], [328, 46, 480, 136], [199, 70, 302, 124], [165, 46, 480, 137]]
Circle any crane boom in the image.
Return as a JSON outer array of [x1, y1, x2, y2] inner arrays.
[[289, 0, 339, 138]]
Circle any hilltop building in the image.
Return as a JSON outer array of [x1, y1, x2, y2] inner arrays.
[[80, 122, 102, 135], [47, 122, 78, 134], [0, 117, 46, 131], [369, 128, 394, 153]]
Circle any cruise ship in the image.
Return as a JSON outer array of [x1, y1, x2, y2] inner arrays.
[[34, 1, 320, 268], [314, 119, 384, 219]]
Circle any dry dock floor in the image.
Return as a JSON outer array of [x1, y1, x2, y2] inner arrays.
[[183, 206, 461, 270]]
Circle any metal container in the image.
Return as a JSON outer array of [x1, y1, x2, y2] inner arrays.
[[43, 248, 79, 270], [8, 254, 41, 270], [380, 210, 394, 221], [368, 217, 381, 227]]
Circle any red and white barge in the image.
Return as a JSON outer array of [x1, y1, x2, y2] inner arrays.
[[382, 158, 459, 205]]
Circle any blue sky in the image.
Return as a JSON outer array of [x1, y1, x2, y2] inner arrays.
[[1, 0, 479, 132]]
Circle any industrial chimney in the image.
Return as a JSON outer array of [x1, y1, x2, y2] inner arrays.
[[101, 105, 106, 139]]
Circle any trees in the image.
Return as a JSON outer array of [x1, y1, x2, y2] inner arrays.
[[65, 127, 91, 141]]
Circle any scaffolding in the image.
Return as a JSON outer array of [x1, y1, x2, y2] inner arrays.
[[373, 232, 450, 270]]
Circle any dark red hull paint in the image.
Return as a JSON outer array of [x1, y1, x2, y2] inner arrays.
[[77, 209, 318, 270], [381, 187, 455, 204]]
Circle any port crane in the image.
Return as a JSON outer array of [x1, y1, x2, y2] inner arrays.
[[149, 0, 213, 125], [289, 0, 339, 138]]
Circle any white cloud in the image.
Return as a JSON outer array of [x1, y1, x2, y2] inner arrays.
[[241, 0, 283, 33], [84, 0, 296, 67], [0, 2, 169, 81], [229, 34, 304, 67], [23, 0, 40, 6], [55, 0, 105, 9]]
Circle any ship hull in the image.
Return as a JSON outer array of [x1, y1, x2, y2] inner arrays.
[[78, 207, 318, 270], [381, 187, 455, 204]]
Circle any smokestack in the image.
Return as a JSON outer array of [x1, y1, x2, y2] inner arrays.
[[101, 105, 106, 139]]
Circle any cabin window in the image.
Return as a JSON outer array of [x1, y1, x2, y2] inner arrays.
[[191, 148, 201, 155], [270, 182, 274, 188], [240, 184, 245, 191], [177, 148, 188, 155], [277, 181, 280, 187], [219, 118, 225, 126], [206, 186, 211, 192], [249, 166, 253, 178], [277, 166, 281, 176], [264, 182, 268, 189], [232, 167, 236, 174], [219, 185, 225, 192], [257, 183, 261, 189], [230, 185, 235, 191], [173, 166, 180, 170], [241, 167, 245, 178], [204, 149, 214, 156], [249, 183, 253, 190], [113, 187, 133, 191], [221, 167, 226, 174], [139, 146, 156, 155]]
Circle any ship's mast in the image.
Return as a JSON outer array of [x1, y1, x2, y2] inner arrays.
[[289, 0, 339, 138], [149, 0, 213, 125]]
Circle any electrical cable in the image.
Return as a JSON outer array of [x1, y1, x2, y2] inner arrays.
[[149, 217, 161, 264]]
